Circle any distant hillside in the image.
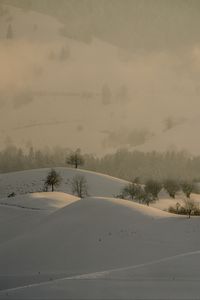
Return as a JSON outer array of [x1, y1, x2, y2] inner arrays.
[[0, 1, 200, 155], [2, 0, 200, 52]]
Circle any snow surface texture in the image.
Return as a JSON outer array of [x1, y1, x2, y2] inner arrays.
[[0, 168, 200, 299]]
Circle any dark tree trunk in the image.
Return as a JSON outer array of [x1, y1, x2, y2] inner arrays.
[[52, 184, 54, 192]]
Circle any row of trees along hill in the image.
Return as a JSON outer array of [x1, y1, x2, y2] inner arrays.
[[121, 179, 196, 206], [2, 145, 200, 183]]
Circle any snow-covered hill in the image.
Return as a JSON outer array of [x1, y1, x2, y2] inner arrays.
[[0, 167, 127, 246], [0, 167, 128, 198], [0, 190, 79, 245], [0, 196, 200, 298], [0, 168, 199, 298]]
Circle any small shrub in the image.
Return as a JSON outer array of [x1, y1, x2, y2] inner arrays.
[[8, 192, 16, 198], [168, 199, 200, 217]]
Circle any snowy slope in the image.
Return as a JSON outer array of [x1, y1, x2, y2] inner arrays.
[[0, 167, 127, 247], [0, 198, 200, 299], [0, 167, 128, 198], [0, 205, 46, 244], [0, 192, 79, 210], [0, 169, 199, 298], [0, 197, 175, 277], [0, 191, 79, 245], [7, 251, 200, 300], [1, 165, 200, 214], [1, 166, 198, 212]]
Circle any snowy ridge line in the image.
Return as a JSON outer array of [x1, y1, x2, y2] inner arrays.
[[1, 249, 200, 294]]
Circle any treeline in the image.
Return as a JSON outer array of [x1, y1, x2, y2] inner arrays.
[[0, 145, 68, 173], [84, 149, 200, 182], [1, 145, 200, 182]]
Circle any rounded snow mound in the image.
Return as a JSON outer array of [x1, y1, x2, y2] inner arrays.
[[0, 196, 178, 278], [0, 192, 79, 211]]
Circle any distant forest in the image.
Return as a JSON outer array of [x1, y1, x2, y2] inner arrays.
[[1, 145, 200, 182]]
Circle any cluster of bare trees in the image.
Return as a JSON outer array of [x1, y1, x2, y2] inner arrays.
[[120, 179, 162, 206], [122, 178, 195, 202], [44, 168, 88, 199], [120, 178, 198, 217]]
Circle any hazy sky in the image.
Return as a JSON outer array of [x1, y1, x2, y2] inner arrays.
[[0, 0, 200, 155]]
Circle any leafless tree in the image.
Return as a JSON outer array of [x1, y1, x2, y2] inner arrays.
[[183, 198, 196, 218], [164, 179, 180, 198], [66, 149, 84, 169], [145, 179, 162, 200], [71, 175, 88, 198], [181, 181, 194, 198]]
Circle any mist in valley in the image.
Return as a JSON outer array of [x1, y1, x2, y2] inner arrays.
[[2, 3, 200, 299]]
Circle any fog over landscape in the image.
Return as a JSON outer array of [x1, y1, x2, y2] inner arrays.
[[2, 2, 200, 300], [0, 0, 200, 155]]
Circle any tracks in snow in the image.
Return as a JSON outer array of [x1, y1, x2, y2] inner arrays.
[[1, 249, 200, 294]]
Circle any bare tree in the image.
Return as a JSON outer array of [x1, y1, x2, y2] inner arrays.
[[45, 169, 62, 192], [140, 190, 155, 206], [164, 179, 180, 198], [183, 198, 196, 218], [145, 179, 162, 200], [122, 182, 141, 200], [71, 175, 88, 198], [66, 149, 84, 169], [181, 181, 194, 198]]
